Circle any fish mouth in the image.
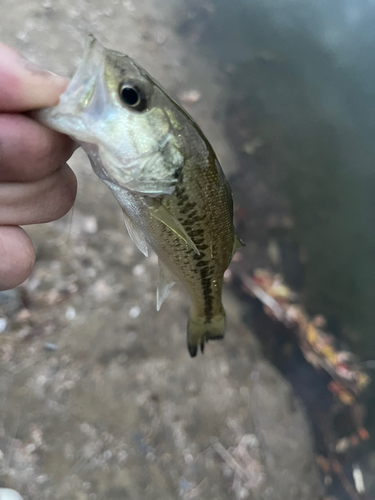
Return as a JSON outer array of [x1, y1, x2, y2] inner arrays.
[[64, 34, 106, 111], [36, 35, 108, 141]]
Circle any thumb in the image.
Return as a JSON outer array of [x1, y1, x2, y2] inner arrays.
[[0, 43, 69, 112]]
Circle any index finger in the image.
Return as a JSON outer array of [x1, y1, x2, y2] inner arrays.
[[0, 43, 69, 112]]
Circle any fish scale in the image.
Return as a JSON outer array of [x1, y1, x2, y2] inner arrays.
[[155, 161, 233, 318]]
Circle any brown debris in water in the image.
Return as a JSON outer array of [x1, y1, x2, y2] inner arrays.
[[231, 267, 370, 403]]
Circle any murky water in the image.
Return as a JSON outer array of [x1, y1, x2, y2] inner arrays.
[[179, 0, 375, 496], [181, 0, 375, 357]]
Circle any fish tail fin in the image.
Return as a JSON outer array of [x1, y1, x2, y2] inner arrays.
[[187, 309, 226, 357]]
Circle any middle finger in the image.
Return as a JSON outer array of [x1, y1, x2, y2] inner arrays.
[[0, 164, 77, 225], [0, 114, 75, 182]]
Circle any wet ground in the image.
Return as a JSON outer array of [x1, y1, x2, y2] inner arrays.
[[0, 1, 323, 499]]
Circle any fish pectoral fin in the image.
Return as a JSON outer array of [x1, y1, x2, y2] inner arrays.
[[148, 204, 200, 255], [232, 233, 245, 256], [122, 210, 149, 257], [156, 260, 176, 311]]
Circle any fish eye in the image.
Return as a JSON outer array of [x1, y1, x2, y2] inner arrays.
[[119, 82, 147, 111]]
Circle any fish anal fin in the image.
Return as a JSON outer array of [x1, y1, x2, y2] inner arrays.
[[148, 204, 200, 255], [122, 210, 148, 257], [156, 260, 176, 311]]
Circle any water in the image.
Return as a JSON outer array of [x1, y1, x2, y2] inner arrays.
[[181, 0, 375, 357], [179, 0, 375, 496]]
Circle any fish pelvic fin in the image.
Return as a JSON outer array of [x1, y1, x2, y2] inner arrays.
[[187, 309, 226, 357], [122, 210, 148, 257], [156, 259, 176, 311]]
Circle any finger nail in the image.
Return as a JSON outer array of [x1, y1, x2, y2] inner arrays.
[[19, 57, 69, 88]]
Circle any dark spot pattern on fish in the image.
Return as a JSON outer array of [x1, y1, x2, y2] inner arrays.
[[194, 253, 205, 261], [189, 228, 205, 237], [184, 201, 196, 211], [193, 238, 204, 246], [188, 244, 215, 318], [177, 194, 189, 206], [198, 244, 209, 251], [196, 260, 209, 267], [187, 211, 198, 220], [201, 274, 214, 318]]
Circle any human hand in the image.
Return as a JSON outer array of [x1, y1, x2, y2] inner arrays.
[[0, 43, 77, 291]]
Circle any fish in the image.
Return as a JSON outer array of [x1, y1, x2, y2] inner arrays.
[[35, 35, 243, 357]]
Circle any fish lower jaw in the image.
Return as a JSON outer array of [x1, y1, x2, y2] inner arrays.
[[41, 110, 97, 144]]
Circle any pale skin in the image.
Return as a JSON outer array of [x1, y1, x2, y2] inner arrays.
[[0, 43, 77, 290]]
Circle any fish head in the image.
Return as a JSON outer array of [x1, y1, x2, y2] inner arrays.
[[37, 35, 187, 195]]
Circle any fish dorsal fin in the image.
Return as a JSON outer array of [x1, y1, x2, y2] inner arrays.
[[232, 233, 244, 256], [156, 259, 176, 311], [122, 210, 148, 257], [148, 204, 200, 255]]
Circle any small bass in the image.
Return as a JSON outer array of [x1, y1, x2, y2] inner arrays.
[[36, 35, 242, 356]]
